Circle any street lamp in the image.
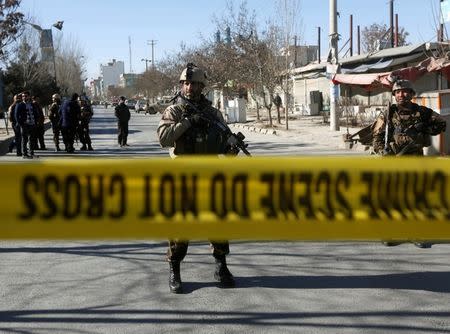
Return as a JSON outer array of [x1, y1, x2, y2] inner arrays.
[[23, 20, 64, 86], [141, 58, 151, 72]]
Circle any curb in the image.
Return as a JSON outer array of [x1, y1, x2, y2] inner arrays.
[[230, 123, 277, 136], [0, 120, 52, 156], [0, 135, 14, 156]]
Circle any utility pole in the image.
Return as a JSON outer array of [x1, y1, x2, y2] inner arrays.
[[349, 14, 353, 56], [357, 25, 361, 55], [439, 0, 445, 42], [141, 58, 151, 72], [293, 35, 297, 67], [129, 36, 133, 73], [394, 14, 399, 47], [317, 27, 321, 62], [390, 0, 394, 48], [328, 0, 340, 131], [147, 40, 157, 69]]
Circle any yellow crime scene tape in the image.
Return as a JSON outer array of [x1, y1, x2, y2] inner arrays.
[[0, 156, 449, 240]]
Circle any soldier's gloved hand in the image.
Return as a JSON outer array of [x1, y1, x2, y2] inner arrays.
[[382, 148, 394, 156], [188, 114, 208, 127], [413, 122, 426, 133]]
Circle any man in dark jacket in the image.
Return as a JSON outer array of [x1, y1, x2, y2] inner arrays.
[[114, 96, 131, 147], [49, 93, 62, 151], [15, 91, 39, 158], [32, 95, 46, 150], [8, 93, 22, 156], [59, 93, 81, 153], [78, 96, 94, 151]]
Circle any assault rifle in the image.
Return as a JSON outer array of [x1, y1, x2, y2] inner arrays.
[[383, 103, 429, 156], [172, 92, 251, 156]]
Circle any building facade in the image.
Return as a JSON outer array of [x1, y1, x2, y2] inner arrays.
[[100, 59, 124, 96]]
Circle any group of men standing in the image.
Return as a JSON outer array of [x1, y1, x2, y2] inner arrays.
[[8, 91, 46, 158], [50, 92, 94, 153], [8, 92, 93, 157]]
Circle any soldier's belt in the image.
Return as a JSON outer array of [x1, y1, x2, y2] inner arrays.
[[0, 157, 449, 240]]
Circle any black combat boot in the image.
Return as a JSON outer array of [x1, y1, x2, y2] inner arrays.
[[88, 144, 94, 151], [214, 255, 235, 288], [413, 242, 432, 249], [169, 261, 183, 294], [80, 144, 87, 151]]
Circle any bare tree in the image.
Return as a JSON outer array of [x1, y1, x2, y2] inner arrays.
[[275, 0, 302, 128], [54, 35, 86, 96], [134, 68, 173, 100], [362, 23, 409, 53], [211, 1, 279, 123], [155, 0, 299, 129]]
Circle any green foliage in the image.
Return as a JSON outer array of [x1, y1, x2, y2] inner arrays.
[[0, 0, 24, 58], [3, 40, 58, 106]]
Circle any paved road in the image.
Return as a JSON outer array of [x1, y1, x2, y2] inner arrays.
[[0, 107, 449, 333], [1, 240, 449, 334]]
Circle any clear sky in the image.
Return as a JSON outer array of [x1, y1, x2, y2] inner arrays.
[[20, 0, 445, 81]]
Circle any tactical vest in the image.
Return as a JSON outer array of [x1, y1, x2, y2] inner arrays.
[[388, 104, 432, 154], [80, 106, 93, 125], [174, 104, 228, 155], [49, 102, 61, 124]]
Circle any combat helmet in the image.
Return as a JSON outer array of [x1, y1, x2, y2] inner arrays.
[[52, 93, 61, 100], [392, 79, 415, 95], [179, 63, 207, 86]]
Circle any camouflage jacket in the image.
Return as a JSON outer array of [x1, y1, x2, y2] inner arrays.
[[49, 102, 61, 125], [372, 102, 446, 155], [80, 105, 93, 125], [157, 95, 229, 157]]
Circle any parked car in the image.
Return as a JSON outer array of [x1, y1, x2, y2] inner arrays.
[[125, 99, 137, 110], [146, 96, 173, 115], [134, 99, 147, 113]]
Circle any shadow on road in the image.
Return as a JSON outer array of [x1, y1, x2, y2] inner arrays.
[[234, 271, 450, 293], [0, 308, 448, 332], [0, 242, 166, 259]]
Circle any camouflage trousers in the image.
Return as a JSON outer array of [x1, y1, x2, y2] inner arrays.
[[167, 240, 230, 262]]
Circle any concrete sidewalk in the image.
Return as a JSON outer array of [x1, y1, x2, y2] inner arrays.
[[0, 119, 52, 155], [0, 121, 14, 156], [229, 111, 368, 152]]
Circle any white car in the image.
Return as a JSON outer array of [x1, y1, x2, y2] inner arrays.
[[147, 96, 173, 114], [134, 100, 147, 113], [125, 99, 136, 110]]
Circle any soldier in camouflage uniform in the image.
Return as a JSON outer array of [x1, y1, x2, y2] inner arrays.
[[372, 79, 446, 248], [78, 96, 94, 151], [373, 79, 446, 156], [157, 63, 235, 294], [49, 94, 62, 151]]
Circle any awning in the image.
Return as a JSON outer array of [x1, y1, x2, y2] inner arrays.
[[332, 72, 391, 88], [341, 53, 425, 74], [332, 57, 450, 90]]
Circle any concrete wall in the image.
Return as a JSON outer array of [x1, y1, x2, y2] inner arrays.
[[293, 75, 329, 114]]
